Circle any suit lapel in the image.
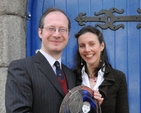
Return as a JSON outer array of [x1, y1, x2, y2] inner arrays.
[[33, 52, 64, 96], [99, 66, 115, 97]]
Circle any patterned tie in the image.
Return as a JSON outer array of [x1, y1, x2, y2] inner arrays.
[[54, 61, 64, 80]]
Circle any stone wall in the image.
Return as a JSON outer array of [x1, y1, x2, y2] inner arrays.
[[0, 0, 27, 112]]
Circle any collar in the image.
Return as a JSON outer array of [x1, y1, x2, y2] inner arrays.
[[39, 49, 61, 68], [81, 65, 105, 90]]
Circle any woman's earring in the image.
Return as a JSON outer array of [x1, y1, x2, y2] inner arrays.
[[81, 59, 83, 66], [100, 60, 102, 62]]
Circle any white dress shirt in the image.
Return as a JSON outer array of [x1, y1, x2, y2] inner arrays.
[[39, 49, 61, 74], [81, 66, 105, 91]]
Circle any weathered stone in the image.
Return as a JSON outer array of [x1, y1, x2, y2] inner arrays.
[[0, 0, 27, 112], [0, 15, 26, 66], [0, 68, 7, 113], [0, 0, 27, 17]]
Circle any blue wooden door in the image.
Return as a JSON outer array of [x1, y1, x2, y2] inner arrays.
[[26, 0, 141, 113]]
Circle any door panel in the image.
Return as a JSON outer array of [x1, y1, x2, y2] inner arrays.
[[26, 0, 141, 112]]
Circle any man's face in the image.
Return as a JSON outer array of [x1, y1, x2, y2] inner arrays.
[[38, 11, 69, 59], [82, 102, 90, 113]]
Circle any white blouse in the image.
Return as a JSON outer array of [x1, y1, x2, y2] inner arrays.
[[81, 66, 105, 91]]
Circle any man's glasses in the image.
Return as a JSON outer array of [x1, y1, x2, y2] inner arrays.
[[42, 26, 68, 34]]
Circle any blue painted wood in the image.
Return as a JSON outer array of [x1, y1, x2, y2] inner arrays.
[[102, 0, 115, 67], [26, 0, 33, 56], [26, 0, 141, 113], [26, 0, 44, 56], [127, 0, 140, 112], [64, 0, 79, 67], [114, 0, 127, 74]]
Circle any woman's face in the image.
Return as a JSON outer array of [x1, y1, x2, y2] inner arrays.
[[78, 32, 104, 67]]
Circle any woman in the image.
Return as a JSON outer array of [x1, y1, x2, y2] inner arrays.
[[73, 25, 129, 113]]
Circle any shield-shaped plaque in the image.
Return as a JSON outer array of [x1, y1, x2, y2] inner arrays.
[[59, 85, 101, 113]]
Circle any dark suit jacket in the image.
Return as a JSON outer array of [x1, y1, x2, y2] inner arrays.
[[76, 65, 129, 113], [5, 52, 76, 113]]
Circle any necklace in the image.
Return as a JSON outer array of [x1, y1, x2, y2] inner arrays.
[[89, 77, 97, 82], [89, 77, 97, 89]]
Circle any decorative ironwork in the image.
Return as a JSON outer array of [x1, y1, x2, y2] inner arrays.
[[75, 8, 141, 30]]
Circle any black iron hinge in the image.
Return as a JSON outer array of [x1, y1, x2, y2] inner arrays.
[[75, 7, 141, 31]]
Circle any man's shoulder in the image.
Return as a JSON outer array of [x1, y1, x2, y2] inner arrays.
[[9, 55, 35, 67], [13, 56, 33, 62], [62, 64, 71, 71]]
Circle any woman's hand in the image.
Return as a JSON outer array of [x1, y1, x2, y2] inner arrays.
[[93, 90, 104, 105]]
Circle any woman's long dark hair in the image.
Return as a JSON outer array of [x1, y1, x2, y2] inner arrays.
[[73, 25, 111, 85]]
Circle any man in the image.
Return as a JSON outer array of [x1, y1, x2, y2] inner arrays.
[[5, 8, 76, 113]]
